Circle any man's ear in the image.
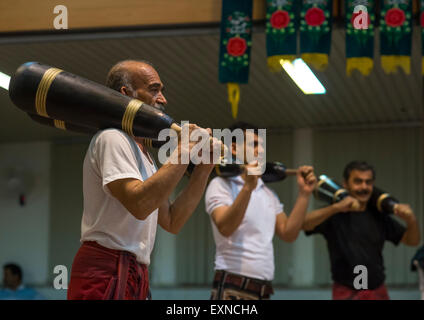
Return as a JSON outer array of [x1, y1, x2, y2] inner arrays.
[[120, 86, 131, 96], [343, 180, 348, 189]]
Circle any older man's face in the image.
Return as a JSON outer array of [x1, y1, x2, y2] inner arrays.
[[129, 64, 167, 111]]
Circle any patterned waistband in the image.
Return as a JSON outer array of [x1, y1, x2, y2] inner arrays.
[[214, 270, 273, 297]]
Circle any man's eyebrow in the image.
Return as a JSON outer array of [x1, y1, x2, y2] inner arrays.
[[148, 83, 163, 89]]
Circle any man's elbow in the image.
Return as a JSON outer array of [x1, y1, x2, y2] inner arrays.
[[278, 231, 299, 243], [130, 205, 156, 221], [217, 226, 234, 238]]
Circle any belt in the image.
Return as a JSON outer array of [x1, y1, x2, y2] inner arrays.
[[214, 270, 273, 297]]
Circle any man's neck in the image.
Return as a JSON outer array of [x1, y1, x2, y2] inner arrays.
[[358, 201, 367, 212], [135, 140, 153, 165]]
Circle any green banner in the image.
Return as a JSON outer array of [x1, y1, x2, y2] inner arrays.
[[218, 0, 253, 119], [345, 0, 375, 76], [219, 0, 253, 84], [299, 0, 333, 70], [380, 0, 412, 74], [266, 0, 298, 72]]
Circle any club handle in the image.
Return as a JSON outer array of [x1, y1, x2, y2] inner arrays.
[[285, 169, 298, 176], [170, 123, 226, 155]]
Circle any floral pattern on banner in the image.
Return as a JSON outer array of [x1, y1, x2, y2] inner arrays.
[[220, 11, 252, 75], [266, 0, 296, 36], [299, 0, 333, 71], [380, 2, 411, 47], [380, 0, 412, 74], [218, 0, 253, 119], [265, 0, 298, 71], [300, 2, 331, 41]]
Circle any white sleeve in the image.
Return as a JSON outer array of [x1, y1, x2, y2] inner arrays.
[[205, 177, 234, 215], [266, 187, 284, 216], [93, 130, 143, 195]]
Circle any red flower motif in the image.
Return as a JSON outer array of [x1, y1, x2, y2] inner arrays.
[[226, 37, 247, 57], [351, 11, 370, 28], [270, 10, 290, 29], [421, 12, 424, 27], [305, 7, 326, 26], [385, 8, 405, 27]]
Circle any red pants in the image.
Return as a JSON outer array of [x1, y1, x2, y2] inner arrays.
[[67, 241, 149, 300], [332, 282, 389, 300]]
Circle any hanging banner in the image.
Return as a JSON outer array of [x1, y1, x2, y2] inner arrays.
[[345, 0, 375, 76], [380, 0, 412, 74], [266, 0, 298, 72], [219, 0, 253, 119], [299, 0, 333, 71]]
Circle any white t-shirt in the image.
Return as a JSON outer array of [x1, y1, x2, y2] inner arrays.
[[81, 128, 158, 266], [205, 176, 284, 281]]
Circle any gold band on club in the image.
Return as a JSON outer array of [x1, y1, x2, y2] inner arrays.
[[143, 138, 153, 148], [314, 178, 327, 197], [122, 99, 143, 137], [35, 68, 63, 117], [53, 119, 66, 130], [377, 193, 390, 213], [333, 188, 347, 202], [215, 164, 221, 176]]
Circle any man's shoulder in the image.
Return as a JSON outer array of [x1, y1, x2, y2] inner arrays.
[[90, 128, 134, 148], [94, 128, 129, 140], [206, 176, 233, 194]]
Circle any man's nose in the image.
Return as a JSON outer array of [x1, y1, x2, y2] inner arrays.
[[156, 91, 167, 106]]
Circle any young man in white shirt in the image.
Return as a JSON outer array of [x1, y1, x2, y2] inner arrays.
[[68, 60, 220, 300], [205, 122, 317, 300]]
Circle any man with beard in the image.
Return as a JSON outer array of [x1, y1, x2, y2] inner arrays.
[[303, 161, 420, 300]]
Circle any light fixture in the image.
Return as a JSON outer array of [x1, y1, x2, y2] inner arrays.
[[0, 71, 11, 91], [280, 58, 326, 95]]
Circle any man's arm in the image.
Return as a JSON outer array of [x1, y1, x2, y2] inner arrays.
[[302, 196, 357, 232], [108, 124, 220, 222], [158, 165, 214, 234], [275, 166, 316, 242], [107, 162, 189, 221], [395, 204, 421, 246], [210, 169, 259, 237]]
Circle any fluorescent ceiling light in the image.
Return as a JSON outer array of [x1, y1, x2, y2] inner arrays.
[[0, 71, 11, 91], [280, 58, 326, 95]]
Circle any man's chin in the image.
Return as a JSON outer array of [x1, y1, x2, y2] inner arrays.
[[355, 195, 371, 204]]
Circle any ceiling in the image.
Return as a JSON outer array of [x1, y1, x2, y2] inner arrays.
[[0, 26, 422, 143]]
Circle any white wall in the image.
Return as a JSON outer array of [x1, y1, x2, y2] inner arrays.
[[0, 142, 50, 286]]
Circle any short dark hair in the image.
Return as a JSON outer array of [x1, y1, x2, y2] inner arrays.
[[228, 121, 259, 133], [343, 161, 376, 181], [106, 59, 155, 92], [3, 263, 22, 280], [228, 121, 260, 144]]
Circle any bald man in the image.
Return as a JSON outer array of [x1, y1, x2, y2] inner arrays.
[[68, 60, 220, 300]]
